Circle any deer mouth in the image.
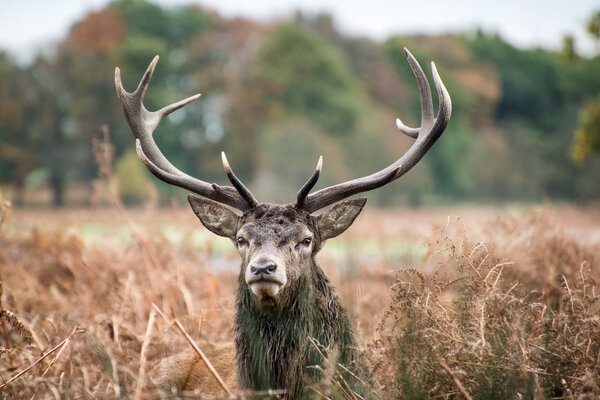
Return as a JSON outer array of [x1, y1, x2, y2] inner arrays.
[[247, 278, 283, 300]]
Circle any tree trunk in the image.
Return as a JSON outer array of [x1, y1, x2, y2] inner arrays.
[[50, 174, 65, 207]]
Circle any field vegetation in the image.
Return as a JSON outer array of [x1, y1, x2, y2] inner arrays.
[[0, 187, 598, 398]]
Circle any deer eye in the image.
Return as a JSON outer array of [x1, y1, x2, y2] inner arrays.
[[236, 237, 248, 247], [297, 237, 312, 248]]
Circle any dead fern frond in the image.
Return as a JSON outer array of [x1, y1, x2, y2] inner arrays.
[[400, 268, 426, 290], [0, 309, 33, 344], [371, 210, 600, 399]]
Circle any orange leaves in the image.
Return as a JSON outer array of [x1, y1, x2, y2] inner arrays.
[[65, 8, 126, 55]]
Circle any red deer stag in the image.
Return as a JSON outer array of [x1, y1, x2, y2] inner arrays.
[[115, 48, 451, 398]]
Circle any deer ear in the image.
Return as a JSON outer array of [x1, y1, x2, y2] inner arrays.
[[317, 198, 366, 241], [188, 195, 240, 239]]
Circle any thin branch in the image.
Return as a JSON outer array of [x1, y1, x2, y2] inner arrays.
[[0, 327, 85, 389], [439, 360, 474, 400], [308, 385, 333, 399], [30, 327, 77, 400], [151, 303, 170, 325], [152, 303, 232, 396], [134, 309, 156, 400], [337, 363, 383, 399]]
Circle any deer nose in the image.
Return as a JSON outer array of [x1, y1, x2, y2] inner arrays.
[[250, 261, 277, 277]]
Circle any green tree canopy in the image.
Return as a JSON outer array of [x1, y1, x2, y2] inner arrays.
[[252, 23, 363, 135]]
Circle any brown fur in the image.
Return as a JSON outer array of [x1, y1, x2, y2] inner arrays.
[[189, 198, 368, 398], [151, 343, 236, 396]]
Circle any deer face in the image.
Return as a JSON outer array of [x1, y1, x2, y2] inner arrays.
[[188, 195, 366, 306]]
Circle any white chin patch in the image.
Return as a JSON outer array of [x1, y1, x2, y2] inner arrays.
[[249, 281, 282, 299]]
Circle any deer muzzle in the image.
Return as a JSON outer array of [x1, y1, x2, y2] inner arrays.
[[245, 256, 286, 300]]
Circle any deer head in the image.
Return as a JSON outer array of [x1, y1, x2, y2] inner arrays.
[[114, 49, 451, 307], [188, 196, 365, 306]]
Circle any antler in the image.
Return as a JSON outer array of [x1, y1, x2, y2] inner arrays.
[[296, 48, 452, 213], [115, 56, 258, 211]]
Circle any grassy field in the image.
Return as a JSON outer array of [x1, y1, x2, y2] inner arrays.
[[0, 202, 599, 399]]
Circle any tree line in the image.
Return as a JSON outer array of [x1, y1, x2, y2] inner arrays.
[[1, 0, 599, 206]]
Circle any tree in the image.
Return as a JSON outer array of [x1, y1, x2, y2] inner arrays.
[[250, 23, 362, 136], [572, 96, 600, 163], [586, 10, 600, 47], [0, 53, 37, 204], [570, 10, 600, 164], [561, 35, 578, 61]]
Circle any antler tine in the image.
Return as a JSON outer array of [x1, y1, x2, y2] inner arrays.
[[221, 152, 259, 208], [431, 61, 452, 133], [406, 48, 435, 129], [115, 57, 257, 212], [395, 48, 435, 138], [115, 55, 156, 102], [134, 55, 158, 100], [395, 118, 419, 138], [295, 156, 323, 209], [299, 49, 452, 214]]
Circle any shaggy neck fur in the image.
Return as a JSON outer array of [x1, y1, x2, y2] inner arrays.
[[234, 256, 360, 399]]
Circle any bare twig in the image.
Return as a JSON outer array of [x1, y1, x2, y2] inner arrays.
[[152, 303, 232, 396], [337, 363, 383, 399], [307, 338, 357, 400], [478, 302, 486, 349], [151, 303, 170, 325], [0, 327, 84, 389], [439, 360, 474, 400], [134, 309, 156, 400], [172, 317, 233, 396], [307, 365, 354, 400], [30, 327, 77, 400], [308, 385, 333, 399], [244, 388, 287, 397]]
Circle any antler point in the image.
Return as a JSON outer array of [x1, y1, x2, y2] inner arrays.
[[221, 152, 231, 173], [404, 48, 416, 62], [114, 67, 125, 92]]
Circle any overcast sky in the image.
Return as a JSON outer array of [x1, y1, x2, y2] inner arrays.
[[1, 0, 598, 63]]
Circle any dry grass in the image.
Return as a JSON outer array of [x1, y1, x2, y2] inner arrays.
[[1, 171, 599, 399], [0, 203, 239, 399], [370, 212, 600, 399]]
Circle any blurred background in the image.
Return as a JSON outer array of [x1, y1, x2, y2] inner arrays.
[[1, 0, 600, 208], [3, 4, 600, 398]]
